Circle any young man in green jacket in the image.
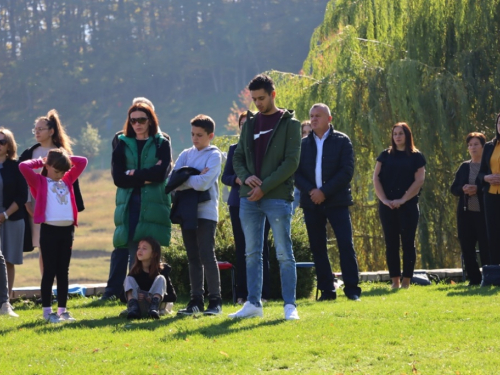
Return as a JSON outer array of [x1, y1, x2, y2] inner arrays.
[[229, 74, 301, 320]]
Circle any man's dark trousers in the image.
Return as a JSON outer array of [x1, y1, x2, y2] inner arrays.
[[303, 204, 361, 298]]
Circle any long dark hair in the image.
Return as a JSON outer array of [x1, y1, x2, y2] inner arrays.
[[123, 103, 159, 138], [129, 237, 164, 279], [389, 122, 418, 155], [35, 109, 73, 154]]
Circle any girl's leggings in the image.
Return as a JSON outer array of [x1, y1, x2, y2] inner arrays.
[[40, 224, 74, 308]]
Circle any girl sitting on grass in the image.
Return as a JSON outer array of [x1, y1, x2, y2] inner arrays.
[[19, 149, 87, 323], [124, 237, 170, 320]]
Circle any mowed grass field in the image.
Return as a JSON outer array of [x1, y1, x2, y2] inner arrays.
[[2, 284, 500, 374], [17, 170, 117, 287]]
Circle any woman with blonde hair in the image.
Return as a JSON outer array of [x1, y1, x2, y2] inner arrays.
[[0, 128, 28, 303]]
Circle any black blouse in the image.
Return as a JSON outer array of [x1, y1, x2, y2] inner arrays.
[[376, 149, 426, 202]]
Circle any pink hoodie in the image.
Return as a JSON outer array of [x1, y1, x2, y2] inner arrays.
[[19, 156, 88, 226]]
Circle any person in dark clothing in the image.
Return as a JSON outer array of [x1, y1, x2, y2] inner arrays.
[[295, 103, 362, 301], [221, 112, 272, 304], [451, 132, 490, 285], [373, 122, 426, 289], [477, 113, 500, 265], [0, 128, 28, 301]]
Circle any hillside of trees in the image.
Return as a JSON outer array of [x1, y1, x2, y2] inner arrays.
[[0, 0, 328, 154], [271, 0, 500, 270]]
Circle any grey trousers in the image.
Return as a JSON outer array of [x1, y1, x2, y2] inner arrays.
[[181, 219, 221, 299], [0, 249, 8, 305], [124, 275, 166, 300]]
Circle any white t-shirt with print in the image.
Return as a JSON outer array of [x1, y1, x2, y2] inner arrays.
[[45, 178, 74, 226]]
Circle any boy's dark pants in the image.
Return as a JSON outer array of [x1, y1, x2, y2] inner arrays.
[[181, 219, 221, 299], [40, 224, 74, 308]]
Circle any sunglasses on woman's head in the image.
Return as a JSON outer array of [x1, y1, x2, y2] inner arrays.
[[0, 140, 7, 146], [130, 117, 148, 124]]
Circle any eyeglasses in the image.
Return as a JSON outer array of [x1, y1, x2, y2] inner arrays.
[[130, 117, 148, 124], [0, 140, 7, 146], [32, 127, 49, 134]]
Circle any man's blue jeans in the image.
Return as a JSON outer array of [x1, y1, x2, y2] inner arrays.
[[240, 198, 297, 307]]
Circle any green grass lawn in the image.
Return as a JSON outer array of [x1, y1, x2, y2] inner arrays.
[[2, 283, 499, 374]]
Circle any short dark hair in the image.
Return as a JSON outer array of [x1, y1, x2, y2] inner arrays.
[[238, 111, 248, 129], [248, 74, 275, 95], [191, 114, 215, 134], [466, 132, 486, 146]]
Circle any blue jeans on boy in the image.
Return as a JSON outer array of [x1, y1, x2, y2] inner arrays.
[[240, 198, 297, 307]]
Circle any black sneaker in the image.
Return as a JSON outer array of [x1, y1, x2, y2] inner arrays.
[[149, 297, 161, 320], [177, 298, 204, 316], [204, 297, 222, 315], [318, 290, 337, 301]]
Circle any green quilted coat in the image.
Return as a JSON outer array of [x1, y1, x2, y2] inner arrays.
[[113, 134, 171, 248]]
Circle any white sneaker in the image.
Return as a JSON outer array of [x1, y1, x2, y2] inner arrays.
[[284, 304, 300, 320], [0, 302, 19, 317], [228, 301, 263, 318], [46, 312, 62, 323], [59, 311, 76, 322]]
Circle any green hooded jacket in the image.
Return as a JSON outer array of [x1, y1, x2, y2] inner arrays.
[[233, 109, 301, 201], [113, 133, 171, 248]]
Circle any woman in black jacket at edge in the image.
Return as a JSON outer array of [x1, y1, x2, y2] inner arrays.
[[0, 128, 28, 298], [451, 132, 490, 285], [477, 113, 500, 265]]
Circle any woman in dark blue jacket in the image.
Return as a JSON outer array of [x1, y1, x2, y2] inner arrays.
[[451, 132, 490, 285]]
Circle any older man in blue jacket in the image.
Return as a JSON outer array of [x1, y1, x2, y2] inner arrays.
[[295, 103, 361, 301]]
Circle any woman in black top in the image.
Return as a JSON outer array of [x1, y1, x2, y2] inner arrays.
[[451, 133, 490, 285], [373, 123, 426, 289]]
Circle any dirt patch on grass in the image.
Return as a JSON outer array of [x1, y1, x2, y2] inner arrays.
[[24, 249, 110, 260]]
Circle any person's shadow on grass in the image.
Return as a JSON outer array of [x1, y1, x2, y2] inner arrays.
[[439, 284, 500, 297]]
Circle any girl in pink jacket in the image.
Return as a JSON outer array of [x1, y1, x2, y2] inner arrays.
[[19, 149, 87, 323]]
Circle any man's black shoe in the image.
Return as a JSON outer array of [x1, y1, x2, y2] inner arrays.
[[347, 294, 361, 302], [204, 297, 222, 315], [318, 290, 337, 301], [177, 298, 205, 316]]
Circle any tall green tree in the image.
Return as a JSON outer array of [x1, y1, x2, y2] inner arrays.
[[0, 0, 329, 154], [271, 0, 500, 270]]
